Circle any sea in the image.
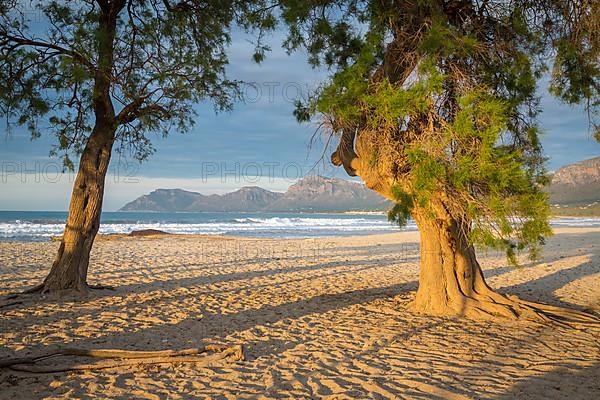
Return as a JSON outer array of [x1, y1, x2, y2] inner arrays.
[[1, 211, 599, 242]]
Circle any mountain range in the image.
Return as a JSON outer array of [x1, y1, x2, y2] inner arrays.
[[119, 175, 390, 212], [120, 157, 600, 214]]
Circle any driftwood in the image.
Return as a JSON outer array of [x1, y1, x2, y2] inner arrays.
[[0, 344, 244, 373]]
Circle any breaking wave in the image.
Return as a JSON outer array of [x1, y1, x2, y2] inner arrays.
[[0, 213, 411, 241], [1, 211, 598, 242]]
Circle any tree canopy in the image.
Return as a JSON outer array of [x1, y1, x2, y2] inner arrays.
[[280, 0, 599, 263], [0, 0, 276, 167]]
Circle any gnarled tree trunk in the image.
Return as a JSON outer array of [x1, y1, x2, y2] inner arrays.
[[412, 209, 516, 319], [411, 205, 598, 324], [37, 125, 115, 294], [332, 136, 598, 325]]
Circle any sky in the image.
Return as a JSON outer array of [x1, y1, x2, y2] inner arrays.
[[1, 30, 599, 211]]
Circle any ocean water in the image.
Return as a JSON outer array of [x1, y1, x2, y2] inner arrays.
[[0, 211, 410, 242], [1, 211, 599, 242]]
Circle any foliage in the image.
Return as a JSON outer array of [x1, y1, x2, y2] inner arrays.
[[280, 0, 598, 263], [0, 0, 277, 168]]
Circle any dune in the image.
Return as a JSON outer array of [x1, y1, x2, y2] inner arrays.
[[0, 227, 599, 399]]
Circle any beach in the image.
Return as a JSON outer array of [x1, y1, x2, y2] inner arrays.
[[1, 227, 599, 399]]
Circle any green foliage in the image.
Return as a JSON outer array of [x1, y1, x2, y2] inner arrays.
[[0, 0, 276, 168], [388, 185, 414, 227], [281, 0, 596, 264], [309, 31, 382, 125], [550, 39, 599, 105], [419, 17, 479, 58]]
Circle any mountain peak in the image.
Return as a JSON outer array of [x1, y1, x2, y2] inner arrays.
[[548, 156, 600, 208], [120, 158, 600, 214], [233, 186, 275, 193], [293, 175, 354, 184], [552, 156, 600, 186]]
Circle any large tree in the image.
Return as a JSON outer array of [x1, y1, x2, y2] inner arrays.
[[0, 0, 275, 294], [281, 0, 599, 322]]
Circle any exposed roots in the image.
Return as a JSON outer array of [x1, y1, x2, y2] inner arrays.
[[506, 295, 600, 326], [410, 291, 600, 328], [0, 344, 244, 373], [87, 284, 115, 291], [21, 283, 45, 295], [408, 209, 600, 329], [1, 284, 46, 304], [0, 300, 23, 309], [4, 281, 115, 301]]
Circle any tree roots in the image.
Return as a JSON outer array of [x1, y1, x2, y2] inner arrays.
[[3, 282, 116, 302], [410, 290, 600, 328], [0, 344, 244, 373], [86, 284, 115, 291]]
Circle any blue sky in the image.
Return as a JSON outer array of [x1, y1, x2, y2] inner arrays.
[[1, 31, 599, 211]]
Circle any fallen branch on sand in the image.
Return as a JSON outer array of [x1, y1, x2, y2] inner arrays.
[[0, 344, 244, 373]]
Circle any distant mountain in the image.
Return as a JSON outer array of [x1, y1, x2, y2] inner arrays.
[[120, 188, 202, 212], [119, 176, 390, 212], [265, 175, 388, 212], [120, 186, 283, 212], [121, 158, 600, 214], [548, 156, 600, 215]]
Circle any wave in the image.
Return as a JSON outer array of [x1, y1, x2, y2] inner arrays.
[[2, 215, 599, 242], [550, 217, 600, 227], [0, 216, 412, 241]]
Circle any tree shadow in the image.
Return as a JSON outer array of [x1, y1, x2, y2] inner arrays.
[[2, 230, 599, 398], [103, 255, 411, 296], [0, 281, 418, 399], [500, 251, 599, 310], [0, 237, 421, 298], [0, 251, 418, 316], [0, 240, 423, 343], [494, 362, 600, 399]]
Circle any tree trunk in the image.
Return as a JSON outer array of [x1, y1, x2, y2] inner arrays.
[[25, 2, 122, 295], [411, 207, 599, 325], [36, 125, 115, 294], [412, 211, 510, 318]]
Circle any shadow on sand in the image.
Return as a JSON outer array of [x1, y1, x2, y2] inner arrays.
[[1, 230, 599, 398]]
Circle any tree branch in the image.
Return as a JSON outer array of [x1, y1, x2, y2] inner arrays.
[[1, 34, 96, 72], [161, 0, 192, 13], [116, 99, 171, 125]]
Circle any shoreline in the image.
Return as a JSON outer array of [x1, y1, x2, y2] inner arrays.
[[0, 219, 599, 244], [0, 214, 599, 244]]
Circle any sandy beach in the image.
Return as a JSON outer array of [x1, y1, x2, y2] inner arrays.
[[0, 227, 599, 399]]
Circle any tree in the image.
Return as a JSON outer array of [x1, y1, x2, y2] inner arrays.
[[281, 0, 599, 322], [0, 0, 276, 294]]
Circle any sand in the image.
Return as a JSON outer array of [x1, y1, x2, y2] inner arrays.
[[0, 227, 599, 399]]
